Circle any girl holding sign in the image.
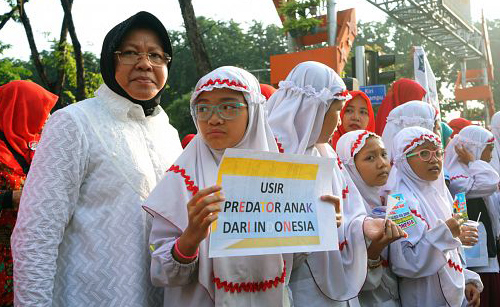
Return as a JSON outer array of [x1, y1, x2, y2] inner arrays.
[[337, 130, 405, 307], [266, 61, 391, 306], [143, 66, 293, 306], [386, 126, 482, 307], [444, 125, 500, 306]]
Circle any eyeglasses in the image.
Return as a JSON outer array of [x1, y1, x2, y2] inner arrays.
[[114, 51, 171, 67], [193, 102, 247, 121], [406, 148, 444, 161]]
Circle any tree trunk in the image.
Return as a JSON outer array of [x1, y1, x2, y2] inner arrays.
[[52, 0, 72, 110], [60, 0, 85, 101], [178, 0, 211, 77], [17, 0, 51, 89], [0, 5, 18, 31]]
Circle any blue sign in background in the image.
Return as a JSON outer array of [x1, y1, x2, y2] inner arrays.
[[360, 85, 387, 105]]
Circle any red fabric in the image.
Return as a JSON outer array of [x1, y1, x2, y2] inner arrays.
[[167, 165, 199, 196], [374, 78, 427, 136], [448, 118, 472, 138], [197, 78, 248, 91], [181, 134, 195, 149], [330, 91, 375, 150], [0, 81, 57, 174], [259, 84, 277, 100]]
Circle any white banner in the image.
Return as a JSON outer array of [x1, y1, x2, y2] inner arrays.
[[413, 46, 440, 119]]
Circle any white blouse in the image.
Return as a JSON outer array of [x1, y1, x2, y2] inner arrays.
[[12, 84, 182, 306]]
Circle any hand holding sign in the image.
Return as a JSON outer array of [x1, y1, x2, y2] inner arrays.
[[320, 195, 342, 228], [177, 185, 224, 263]]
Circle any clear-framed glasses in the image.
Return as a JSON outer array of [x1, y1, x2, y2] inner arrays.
[[114, 51, 171, 67], [193, 102, 247, 121], [406, 148, 444, 161]]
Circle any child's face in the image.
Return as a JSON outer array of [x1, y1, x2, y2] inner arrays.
[[354, 137, 391, 187], [407, 141, 443, 181], [195, 88, 248, 150], [342, 96, 370, 132], [317, 99, 344, 143], [480, 144, 494, 162]]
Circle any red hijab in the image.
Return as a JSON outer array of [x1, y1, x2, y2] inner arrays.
[[260, 83, 277, 100], [374, 78, 426, 135], [0, 80, 58, 174], [330, 91, 375, 150], [448, 118, 472, 138]]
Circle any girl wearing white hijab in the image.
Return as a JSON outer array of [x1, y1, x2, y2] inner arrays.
[[143, 66, 293, 306], [490, 111, 500, 175], [337, 130, 405, 307], [444, 125, 499, 306], [381, 100, 439, 161], [386, 126, 482, 307], [267, 61, 385, 306]]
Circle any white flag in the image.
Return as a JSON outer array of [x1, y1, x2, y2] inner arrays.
[[413, 46, 440, 119]]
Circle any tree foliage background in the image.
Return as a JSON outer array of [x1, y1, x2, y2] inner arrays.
[[2, 9, 500, 137]]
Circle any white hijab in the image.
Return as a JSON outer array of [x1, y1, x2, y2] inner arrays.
[[386, 126, 464, 306], [266, 61, 351, 156], [490, 111, 500, 173], [444, 125, 495, 195], [336, 130, 383, 209], [144, 66, 288, 306], [267, 61, 368, 301], [381, 100, 438, 161]]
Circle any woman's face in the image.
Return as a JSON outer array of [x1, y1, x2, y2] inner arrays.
[[480, 144, 494, 162], [196, 88, 249, 150], [114, 28, 168, 100], [354, 137, 391, 187], [342, 96, 370, 132], [407, 141, 443, 181], [317, 99, 344, 143]]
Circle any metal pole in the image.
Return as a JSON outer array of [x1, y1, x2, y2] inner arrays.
[[355, 46, 366, 86], [461, 59, 467, 116], [482, 61, 491, 126], [327, 0, 337, 46]]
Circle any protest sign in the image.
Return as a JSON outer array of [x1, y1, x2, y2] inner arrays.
[[209, 148, 338, 258], [386, 194, 417, 231]]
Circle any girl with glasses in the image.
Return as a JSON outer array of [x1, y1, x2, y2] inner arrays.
[[336, 130, 405, 307], [143, 66, 292, 306], [444, 125, 500, 306], [385, 126, 482, 307]]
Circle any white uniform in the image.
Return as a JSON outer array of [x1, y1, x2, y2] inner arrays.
[[12, 84, 182, 306]]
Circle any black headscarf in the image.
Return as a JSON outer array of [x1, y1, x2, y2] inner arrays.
[[100, 11, 173, 116]]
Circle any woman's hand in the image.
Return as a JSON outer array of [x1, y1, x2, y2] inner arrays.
[[455, 145, 474, 166], [367, 219, 407, 260], [321, 195, 342, 227], [459, 225, 479, 246], [445, 214, 463, 238], [465, 283, 480, 307], [175, 185, 224, 263]]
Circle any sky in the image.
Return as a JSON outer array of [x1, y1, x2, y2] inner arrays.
[[1, 0, 497, 60]]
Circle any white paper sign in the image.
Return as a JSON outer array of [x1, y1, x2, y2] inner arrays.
[[209, 148, 339, 258]]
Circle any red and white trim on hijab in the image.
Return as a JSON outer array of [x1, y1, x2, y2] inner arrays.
[[213, 261, 286, 293], [410, 209, 430, 229], [487, 137, 495, 144], [449, 175, 469, 181], [167, 165, 199, 196], [334, 90, 352, 101], [403, 134, 441, 153], [196, 78, 249, 92], [350, 131, 378, 157], [336, 156, 343, 170]]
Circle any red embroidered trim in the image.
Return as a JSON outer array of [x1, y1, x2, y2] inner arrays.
[[213, 261, 286, 293], [351, 131, 369, 157], [487, 137, 495, 143], [403, 134, 441, 152], [339, 239, 348, 251], [275, 138, 284, 153], [447, 259, 463, 272], [410, 209, 430, 229], [336, 90, 350, 98], [337, 156, 343, 170], [197, 78, 248, 91], [449, 175, 469, 181], [167, 165, 199, 196], [342, 186, 349, 199]]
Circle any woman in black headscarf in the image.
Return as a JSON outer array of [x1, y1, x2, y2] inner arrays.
[[12, 12, 182, 306]]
